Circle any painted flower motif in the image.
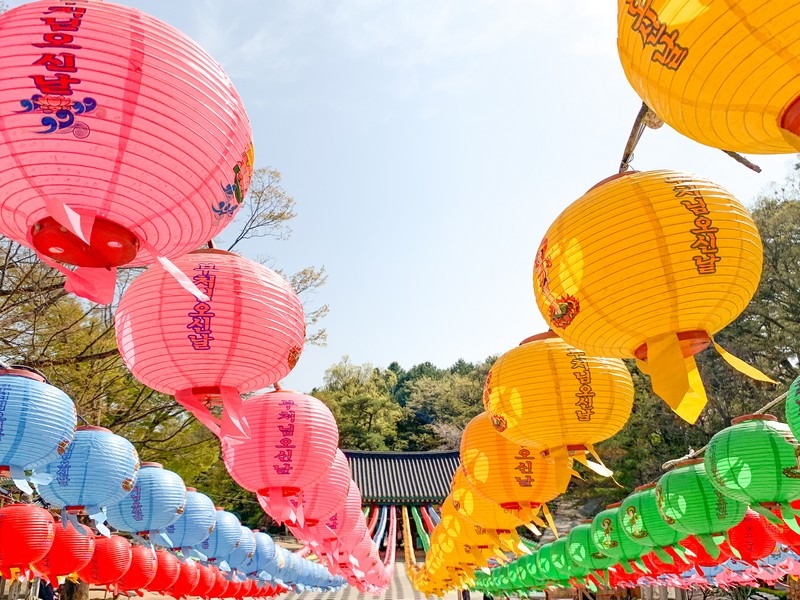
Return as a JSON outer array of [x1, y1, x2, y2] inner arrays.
[[490, 414, 508, 433], [57, 440, 70, 455], [482, 372, 492, 407], [287, 345, 302, 370], [36, 94, 73, 113], [550, 294, 580, 329], [121, 478, 135, 492]]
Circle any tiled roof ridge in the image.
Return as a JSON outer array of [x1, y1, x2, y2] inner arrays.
[[343, 449, 459, 457]]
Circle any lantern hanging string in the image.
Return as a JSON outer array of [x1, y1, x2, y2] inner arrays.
[[661, 389, 789, 471], [618, 101, 761, 174]]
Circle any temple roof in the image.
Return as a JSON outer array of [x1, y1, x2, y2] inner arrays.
[[343, 450, 460, 505]]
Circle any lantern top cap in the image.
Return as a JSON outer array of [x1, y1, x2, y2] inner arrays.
[[634, 482, 657, 492], [76, 425, 111, 433], [141, 462, 163, 468], [605, 502, 621, 509], [519, 331, 558, 345], [586, 170, 638, 193], [188, 248, 239, 257], [731, 413, 777, 425], [671, 458, 704, 469], [186, 487, 197, 492], [0, 367, 47, 383]]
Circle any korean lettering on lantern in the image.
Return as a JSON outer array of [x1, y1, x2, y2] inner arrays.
[[569, 349, 595, 422], [626, 0, 688, 71], [31, 4, 87, 96], [187, 263, 217, 351], [667, 177, 720, 275], [273, 396, 296, 476], [514, 449, 534, 487]]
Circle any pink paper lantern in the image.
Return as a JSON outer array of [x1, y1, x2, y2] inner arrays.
[[303, 481, 366, 558], [0, 0, 253, 304], [259, 449, 351, 529], [350, 534, 383, 582], [221, 390, 338, 524], [115, 249, 305, 434]]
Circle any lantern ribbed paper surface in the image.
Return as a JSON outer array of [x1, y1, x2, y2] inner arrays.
[[198, 508, 241, 562], [222, 390, 338, 524], [620, 483, 684, 562], [145, 550, 180, 593], [32, 519, 94, 585], [656, 459, 747, 557], [0, 504, 54, 577], [208, 566, 229, 599], [78, 535, 132, 585], [0, 370, 76, 480], [727, 510, 776, 564], [484, 332, 633, 457], [244, 532, 276, 576], [225, 526, 256, 570], [450, 468, 523, 532], [158, 487, 216, 550], [533, 170, 765, 423], [116, 249, 305, 435], [787, 376, 800, 440], [705, 415, 800, 507], [617, 0, 800, 153], [115, 545, 157, 594], [37, 426, 139, 512], [106, 462, 186, 533], [567, 522, 615, 572], [0, 0, 253, 304], [192, 564, 216, 598], [293, 449, 351, 527], [172, 558, 200, 599], [590, 504, 648, 571], [460, 412, 564, 515]]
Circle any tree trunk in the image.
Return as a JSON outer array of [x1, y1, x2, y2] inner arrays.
[[789, 576, 800, 600], [60, 581, 89, 600]]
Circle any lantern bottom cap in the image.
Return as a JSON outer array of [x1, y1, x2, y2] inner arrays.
[[31, 216, 139, 268], [633, 330, 710, 361], [781, 94, 800, 139]]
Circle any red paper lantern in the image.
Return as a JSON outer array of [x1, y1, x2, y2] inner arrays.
[[235, 579, 254, 598], [115, 546, 157, 594], [222, 390, 338, 524], [224, 579, 240, 599], [33, 519, 95, 585], [171, 558, 201, 599], [208, 565, 229, 599], [145, 549, 181, 593], [763, 500, 800, 547], [0, 504, 54, 578], [116, 250, 305, 435], [0, 0, 253, 304], [680, 535, 731, 568], [77, 535, 132, 586], [192, 564, 216, 599], [641, 550, 684, 576], [727, 510, 776, 564]]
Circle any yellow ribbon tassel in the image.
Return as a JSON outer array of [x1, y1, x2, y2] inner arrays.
[[712, 339, 777, 384]]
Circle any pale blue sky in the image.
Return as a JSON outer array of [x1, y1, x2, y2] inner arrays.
[[13, 0, 793, 392]]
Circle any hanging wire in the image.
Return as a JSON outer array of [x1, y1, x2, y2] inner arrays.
[[660, 389, 790, 471]]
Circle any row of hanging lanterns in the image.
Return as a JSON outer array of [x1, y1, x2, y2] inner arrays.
[[467, 401, 800, 596]]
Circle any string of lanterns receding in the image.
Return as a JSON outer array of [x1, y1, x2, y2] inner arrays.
[[411, 0, 800, 594]]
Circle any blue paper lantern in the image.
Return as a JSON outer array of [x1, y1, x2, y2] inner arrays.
[[156, 487, 216, 550], [225, 526, 256, 570], [37, 426, 139, 518], [105, 462, 186, 534], [198, 509, 240, 562], [0, 369, 76, 490], [243, 532, 276, 577]]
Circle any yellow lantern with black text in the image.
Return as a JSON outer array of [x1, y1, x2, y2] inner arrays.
[[534, 170, 769, 424], [461, 411, 566, 529], [484, 332, 633, 470], [618, 0, 800, 153]]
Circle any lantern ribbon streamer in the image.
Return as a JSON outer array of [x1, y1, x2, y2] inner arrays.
[[401, 506, 418, 574], [384, 505, 397, 575], [366, 505, 379, 536], [712, 339, 777, 385], [426, 505, 441, 526], [372, 505, 388, 546], [419, 503, 436, 534], [410, 505, 430, 553]]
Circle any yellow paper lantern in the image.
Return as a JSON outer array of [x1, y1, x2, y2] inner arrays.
[[617, 0, 800, 153], [461, 411, 566, 528], [484, 332, 633, 463], [533, 170, 771, 424]]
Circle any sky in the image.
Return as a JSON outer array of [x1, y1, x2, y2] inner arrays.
[[10, 0, 795, 392]]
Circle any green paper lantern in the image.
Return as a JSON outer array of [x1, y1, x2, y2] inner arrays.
[[786, 377, 800, 440], [515, 554, 541, 590], [705, 414, 800, 522], [590, 503, 649, 573], [550, 537, 573, 579], [537, 542, 559, 583], [656, 458, 747, 558], [620, 483, 689, 564], [567, 522, 616, 572]]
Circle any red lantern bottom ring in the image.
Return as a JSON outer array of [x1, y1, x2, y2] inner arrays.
[[31, 216, 139, 268], [782, 94, 800, 138], [633, 330, 710, 361]]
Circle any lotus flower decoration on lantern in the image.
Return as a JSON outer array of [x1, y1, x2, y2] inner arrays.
[[115, 249, 305, 437], [617, 0, 800, 153], [0, 0, 253, 304], [533, 170, 771, 424]]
